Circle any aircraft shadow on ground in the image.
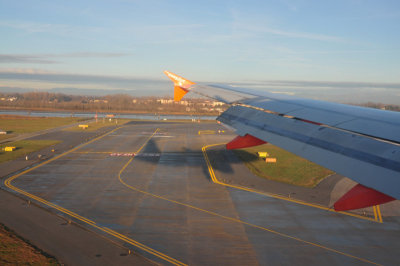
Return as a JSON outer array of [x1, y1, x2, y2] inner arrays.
[[133, 138, 258, 182]]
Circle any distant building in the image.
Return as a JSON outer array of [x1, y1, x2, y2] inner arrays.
[[7, 97, 17, 102], [157, 99, 174, 104], [93, 99, 108, 103], [211, 101, 224, 107]]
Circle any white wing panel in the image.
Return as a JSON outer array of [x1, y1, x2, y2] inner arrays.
[[242, 98, 303, 114], [218, 105, 400, 200], [191, 84, 256, 103], [193, 84, 400, 143]]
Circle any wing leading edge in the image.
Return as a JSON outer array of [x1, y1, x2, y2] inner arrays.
[[164, 71, 400, 211]]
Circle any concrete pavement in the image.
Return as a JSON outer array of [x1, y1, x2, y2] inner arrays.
[[2, 121, 399, 265]]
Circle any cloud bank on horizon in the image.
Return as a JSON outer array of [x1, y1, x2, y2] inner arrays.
[[0, 0, 399, 103]]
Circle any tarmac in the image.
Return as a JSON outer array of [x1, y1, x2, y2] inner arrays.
[[1, 120, 399, 265]]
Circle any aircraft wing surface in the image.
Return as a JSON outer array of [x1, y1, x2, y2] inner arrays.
[[165, 71, 400, 211]]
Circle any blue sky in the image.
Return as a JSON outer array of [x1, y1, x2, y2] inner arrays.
[[1, 0, 400, 102]]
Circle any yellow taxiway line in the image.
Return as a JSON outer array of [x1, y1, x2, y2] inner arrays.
[[202, 143, 382, 223], [198, 130, 215, 135], [72, 151, 115, 154], [117, 135, 381, 265], [377, 205, 383, 223], [373, 205, 383, 223], [4, 126, 186, 266]]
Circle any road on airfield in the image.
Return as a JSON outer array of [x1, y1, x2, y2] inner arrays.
[[3, 120, 400, 265]]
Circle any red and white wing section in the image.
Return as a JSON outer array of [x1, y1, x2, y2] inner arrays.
[[164, 71, 400, 211]]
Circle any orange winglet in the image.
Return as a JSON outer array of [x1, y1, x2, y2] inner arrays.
[[173, 86, 188, 102], [164, 71, 195, 101]]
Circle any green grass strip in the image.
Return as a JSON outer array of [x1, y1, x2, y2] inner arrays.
[[233, 144, 334, 188]]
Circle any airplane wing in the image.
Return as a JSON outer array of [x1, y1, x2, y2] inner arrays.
[[164, 71, 400, 211]]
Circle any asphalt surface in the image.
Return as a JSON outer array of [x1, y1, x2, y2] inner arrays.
[[1, 121, 400, 265], [0, 189, 156, 266]]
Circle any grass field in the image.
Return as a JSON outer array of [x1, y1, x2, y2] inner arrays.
[[0, 115, 88, 141], [233, 144, 334, 188], [0, 140, 60, 163], [0, 223, 59, 265], [64, 118, 131, 132], [0, 134, 12, 141]]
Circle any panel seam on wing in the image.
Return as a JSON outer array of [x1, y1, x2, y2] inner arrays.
[[231, 103, 400, 146]]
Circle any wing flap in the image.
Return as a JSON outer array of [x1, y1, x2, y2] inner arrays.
[[337, 119, 400, 143]]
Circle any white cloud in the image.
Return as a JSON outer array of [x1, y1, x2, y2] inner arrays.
[[237, 24, 344, 42], [0, 20, 104, 36], [0, 52, 129, 64], [0, 68, 166, 88], [0, 68, 57, 74], [0, 54, 58, 64]]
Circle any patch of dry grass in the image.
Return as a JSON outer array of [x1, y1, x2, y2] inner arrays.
[[0, 223, 58, 265], [0, 140, 60, 163], [0, 115, 87, 136]]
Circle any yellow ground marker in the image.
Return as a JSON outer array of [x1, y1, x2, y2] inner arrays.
[[265, 157, 277, 163], [4, 126, 186, 266], [117, 136, 381, 265], [4, 146, 16, 151], [257, 151, 269, 158], [202, 143, 379, 223], [198, 130, 215, 135]]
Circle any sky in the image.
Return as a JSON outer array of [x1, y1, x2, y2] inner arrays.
[[1, 0, 400, 103]]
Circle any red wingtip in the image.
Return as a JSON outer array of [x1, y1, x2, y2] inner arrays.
[[334, 184, 395, 211], [226, 134, 266, 150]]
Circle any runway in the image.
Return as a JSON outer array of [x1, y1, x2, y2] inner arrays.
[[3, 121, 400, 265]]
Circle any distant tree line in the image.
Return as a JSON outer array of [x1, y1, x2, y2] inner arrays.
[[1, 91, 399, 114], [353, 102, 400, 112], [0, 91, 228, 115]]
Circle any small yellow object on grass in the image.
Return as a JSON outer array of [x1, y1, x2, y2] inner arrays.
[[78, 124, 89, 129], [257, 152, 269, 158], [4, 146, 16, 151], [265, 157, 277, 163]]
